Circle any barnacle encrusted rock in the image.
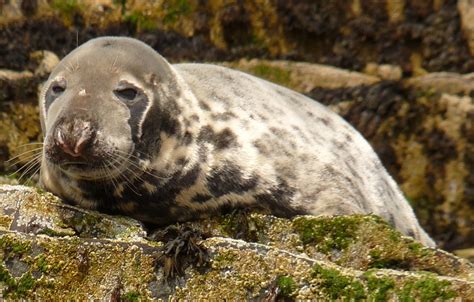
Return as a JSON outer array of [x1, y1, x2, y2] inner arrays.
[[0, 185, 472, 300]]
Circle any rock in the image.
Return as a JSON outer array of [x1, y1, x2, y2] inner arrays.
[[1, 1, 474, 73], [0, 185, 472, 300], [0, 70, 35, 103], [405, 72, 474, 95], [0, 50, 58, 174], [363, 63, 403, 81], [223, 59, 380, 92], [459, 0, 474, 56]]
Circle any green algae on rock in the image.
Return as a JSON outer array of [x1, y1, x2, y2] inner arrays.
[[0, 185, 472, 300], [0, 185, 146, 241]]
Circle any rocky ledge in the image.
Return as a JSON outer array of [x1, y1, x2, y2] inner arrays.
[[0, 185, 472, 300]]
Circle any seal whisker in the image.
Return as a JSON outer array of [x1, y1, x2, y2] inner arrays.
[[110, 158, 144, 196], [114, 150, 171, 180], [14, 142, 44, 147], [105, 154, 145, 197], [108, 158, 142, 196], [26, 163, 42, 185], [7, 147, 43, 164], [11, 153, 41, 175], [7, 152, 43, 169], [14, 153, 42, 183], [102, 163, 119, 193]]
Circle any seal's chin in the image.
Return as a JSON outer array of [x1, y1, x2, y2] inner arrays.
[[55, 159, 129, 181]]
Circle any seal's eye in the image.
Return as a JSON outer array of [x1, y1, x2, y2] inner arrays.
[[115, 88, 137, 101], [44, 79, 67, 113], [52, 85, 65, 94]]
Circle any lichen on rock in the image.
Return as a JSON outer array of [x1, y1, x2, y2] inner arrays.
[[0, 185, 472, 300]]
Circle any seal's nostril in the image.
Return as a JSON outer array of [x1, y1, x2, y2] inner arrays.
[[74, 132, 93, 155], [53, 122, 94, 158]]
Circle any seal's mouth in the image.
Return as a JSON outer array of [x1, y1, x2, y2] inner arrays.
[[46, 149, 134, 181], [44, 131, 135, 181]]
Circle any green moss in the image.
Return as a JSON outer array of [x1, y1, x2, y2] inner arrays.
[[122, 291, 140, 302], [276, 275, 296, 297], [163, 0, 192, 25], [16, 273, 35, 296], [34, 187, 46, 194], [0, 236, 31, 258], [38, 228, 72, 237], [398, 277, 456, 302], [312, 264, 366, 300], [50, 0, 83, 25], [0, 264, 15, 287], [124, 11, 157, 31], [220, 212, 263, 242], [0, 269, 36, 299], [35, 255, 49, 273], [368, 249, 409, 269], [249, 64, 292, 87], [364, 272, 395, 301], [293, 216, 359, 253]]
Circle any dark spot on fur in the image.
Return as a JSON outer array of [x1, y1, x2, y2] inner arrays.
[[231, 86, 245, 98], [102, 41, 112, 47], [323, 164, 366, 210], [175, 157, 188, 167], [191, 193, 213, 203], [407, 230, 416, 238], [199, 101, 211, 111], [307, 111, 314, 117], [160, 115, 180, 135], [332, 139, 348, 150], [198, 126, 213, 142], [198, 126, 238, 149], [215, 128, 237, 149], [182, 131, 193, 145], [179, 165, 201, 188], [254, 178, 304, 217], [258, 113, 268, 121], [388, 213, 396, 227], [253, 139, 269, 155], [190, 114, 200, 122], [344, 133, 353, 142], [318, 117, 331, 126], [211, 112, 237, 121], [262, 103, 275, 113], [207, 162, 258, 197], [198, 145, 208, 162]]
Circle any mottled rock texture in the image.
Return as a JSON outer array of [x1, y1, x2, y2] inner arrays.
[[0, 185, 472, 300], [0, 0, 474, 74]]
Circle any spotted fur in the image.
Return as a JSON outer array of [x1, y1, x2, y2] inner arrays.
[[39, 37, 435, 247]]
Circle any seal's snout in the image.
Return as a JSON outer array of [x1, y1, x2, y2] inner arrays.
[[53, 119, 95, 160]]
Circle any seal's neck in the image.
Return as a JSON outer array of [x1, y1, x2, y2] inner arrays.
[[145, 69, 205, 176]]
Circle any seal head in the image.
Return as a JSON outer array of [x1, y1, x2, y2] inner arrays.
[[40, 37, 178, 182]]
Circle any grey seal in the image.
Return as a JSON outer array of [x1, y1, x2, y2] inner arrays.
[[38, 36, 435, 247]]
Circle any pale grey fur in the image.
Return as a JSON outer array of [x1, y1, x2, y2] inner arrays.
[[39, 37, 435, 247], [174, 63, 434, 247]]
